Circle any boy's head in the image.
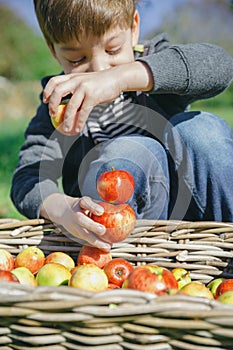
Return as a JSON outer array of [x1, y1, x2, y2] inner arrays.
[[34, 0, 137, 46]]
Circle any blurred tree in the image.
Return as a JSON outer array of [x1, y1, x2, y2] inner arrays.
[[151, 0, 233, 57], [0, 5, 60, 80]]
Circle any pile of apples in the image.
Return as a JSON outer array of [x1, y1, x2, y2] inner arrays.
[[1, 245, 233, 305], [1, 167, 233, 305]]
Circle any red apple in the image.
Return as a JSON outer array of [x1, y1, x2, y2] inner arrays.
[[104, 258, 134, 287], [69, 263, 108, 292], [125, 265, 178, 295], [172, 268, 192, 289], [77, 245, 112, 269], [11, 267, 38, 287], [215, 279, 233, 299], [0, 270, 19, 283], [180, 281, 213, 299], [96, 168, 134, 204], [45, 251, 75, 271], [36, 263, 71, 286], [15, 246, 45, 274], [90, 202, 136, 243], [0, 249, 15, 271], [107, 283, 121, 290]]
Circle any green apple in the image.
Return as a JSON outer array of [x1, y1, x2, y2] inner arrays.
[[36, 263, 71, 286], [69, 264, 108, 292], [207, 278, 225, 298], [11, 267, 37, 287], [217, 291, 233, 304], [172, 268, 192, 289]]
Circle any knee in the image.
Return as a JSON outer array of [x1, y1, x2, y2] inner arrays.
[[166, 111, 232, 155]]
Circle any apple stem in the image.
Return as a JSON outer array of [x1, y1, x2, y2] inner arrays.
[[111, 167, 115, 171]]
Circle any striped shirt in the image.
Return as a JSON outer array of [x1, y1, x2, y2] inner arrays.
[[85, 92, 152, 144]]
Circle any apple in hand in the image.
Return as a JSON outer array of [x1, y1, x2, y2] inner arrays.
[[90, 202, 136, 243], [97, 168, 135, 204], [104, 258, 134, 287], [36, 263, 71, 286], [125, 265, 178, 295], [0, 249, 15, 271], [215, 279, 233, 299], [180, 281, 213, 299], [45, 251, 75, 271], [69, 263, 108, 292], [15, 246, 45, 274], [50, 101, 77, 136], [0, 270, 19, 283], [77, 245, 112, 269], [172, 268, 192, 289], [11, 267, 38, 286]]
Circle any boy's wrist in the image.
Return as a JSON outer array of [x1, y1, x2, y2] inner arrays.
[[40, 193, 73, 224], [117, 61, 154, 93]]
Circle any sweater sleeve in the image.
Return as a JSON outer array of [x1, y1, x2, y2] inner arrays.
[[10, 91, 64, 219], [138, 42, 233, 100]]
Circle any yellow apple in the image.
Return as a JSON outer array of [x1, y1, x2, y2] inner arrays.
[[69, 263, 108, 292], [50, 101, 77, 136], [180, 281, 213, 299], [45, 251, 75, 271], [11, 267, 37, 287]]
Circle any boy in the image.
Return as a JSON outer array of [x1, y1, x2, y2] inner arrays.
[[11, 0, 233, 251]]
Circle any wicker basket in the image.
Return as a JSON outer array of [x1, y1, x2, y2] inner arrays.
[[1, 218, 233, 350]]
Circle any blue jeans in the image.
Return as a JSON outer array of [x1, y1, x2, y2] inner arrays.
[[81, 111, 233, 221]]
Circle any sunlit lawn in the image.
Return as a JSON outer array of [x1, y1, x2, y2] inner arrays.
[[0, 118, 28, 219]]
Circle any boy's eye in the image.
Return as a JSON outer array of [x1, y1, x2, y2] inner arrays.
[[68, 57, 86, 65], [106, 47, 121, 55]]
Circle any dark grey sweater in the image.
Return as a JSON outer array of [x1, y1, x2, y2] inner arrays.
[[11, 33, 233, 219]]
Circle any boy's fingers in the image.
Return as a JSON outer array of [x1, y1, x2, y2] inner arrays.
[[79, 196, 104, 215], [43, 75, 72, 103], [76, 211, 106, 236], [62, 94, 84, 132]]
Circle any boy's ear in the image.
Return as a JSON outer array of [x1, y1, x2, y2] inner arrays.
[[132, 10, 140, 47]]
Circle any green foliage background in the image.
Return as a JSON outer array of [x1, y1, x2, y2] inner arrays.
[[0, 6, 60, 80], [0, 4, 232, 219]]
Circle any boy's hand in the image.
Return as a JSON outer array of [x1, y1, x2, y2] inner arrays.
[[43, 69, 122, 134], [43, 62, 153, 134], [40, 193, 111, 251]]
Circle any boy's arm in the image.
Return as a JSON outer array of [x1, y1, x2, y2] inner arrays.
[[43, 42, 233, 134], [137, 42, 233, 98]]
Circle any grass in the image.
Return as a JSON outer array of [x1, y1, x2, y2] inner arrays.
[[0, 93, 232, 219], [0, 118, 28, 219]]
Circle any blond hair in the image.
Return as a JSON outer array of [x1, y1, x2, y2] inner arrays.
[[34, 0, 137, 45]]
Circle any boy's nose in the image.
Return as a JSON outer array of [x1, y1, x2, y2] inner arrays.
[[89, 56, 109, 72]]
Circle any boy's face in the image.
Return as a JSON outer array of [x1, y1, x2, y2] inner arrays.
[[49, 11, 140, 74]]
